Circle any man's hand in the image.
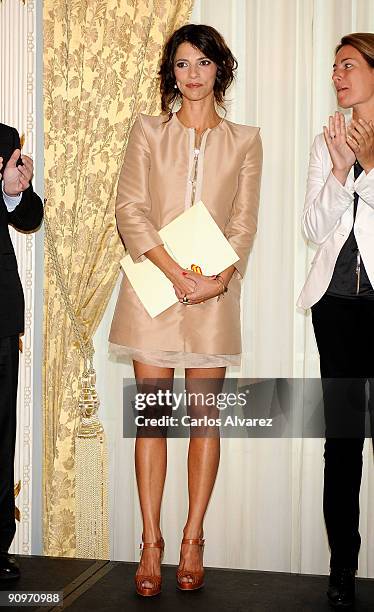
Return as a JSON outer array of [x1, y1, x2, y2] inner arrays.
[[3, 149, 34, 196]]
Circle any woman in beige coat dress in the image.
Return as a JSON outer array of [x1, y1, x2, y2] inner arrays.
[[110, 24, 262, 597]]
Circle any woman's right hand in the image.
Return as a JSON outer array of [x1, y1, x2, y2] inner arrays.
[[144, 245, 197, 296], [323, 112, 355, 184], [168, 267, 197, 296]]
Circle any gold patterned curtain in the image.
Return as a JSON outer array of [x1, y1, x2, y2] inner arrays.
[[43, 0, 193, 557]]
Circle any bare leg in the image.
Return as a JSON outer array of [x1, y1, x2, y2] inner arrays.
[[178, 367, 225, 583], [133, 360, 174, 589]]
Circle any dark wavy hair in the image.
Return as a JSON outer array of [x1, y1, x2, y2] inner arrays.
[[159, 24, 238, 114], [336, 32, 374, 67]]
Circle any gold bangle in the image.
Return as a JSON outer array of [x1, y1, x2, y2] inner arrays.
[[216, 274, 227, 289], [214, 274, 227, 301]]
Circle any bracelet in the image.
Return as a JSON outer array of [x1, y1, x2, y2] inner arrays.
[[214, 274, 228, 301]]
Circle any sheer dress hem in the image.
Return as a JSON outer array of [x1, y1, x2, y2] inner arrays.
[[109, 342, 240, 368]]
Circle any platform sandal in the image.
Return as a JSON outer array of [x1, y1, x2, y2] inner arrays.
[[176, 537, 205, 591], [135, 537, 164, 597]]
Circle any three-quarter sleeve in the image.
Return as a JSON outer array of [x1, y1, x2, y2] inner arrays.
[[225, 129, 263, 278], [115, 116, 163, 262]]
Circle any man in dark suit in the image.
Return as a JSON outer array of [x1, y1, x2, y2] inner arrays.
[[0, 123, 43, 580]]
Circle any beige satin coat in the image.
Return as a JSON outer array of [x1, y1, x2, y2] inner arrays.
[[109, 113, 262, 356]]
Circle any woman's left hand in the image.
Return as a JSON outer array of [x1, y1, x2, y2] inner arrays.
[[347, 118, 374, 174], [174, 270, 223, 305]]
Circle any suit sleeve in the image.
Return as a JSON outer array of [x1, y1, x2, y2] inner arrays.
[[302, 134, 354, 245], [115, 116, 163, 262], [6, 127, 43, 231], [224, 129, 262, 278]]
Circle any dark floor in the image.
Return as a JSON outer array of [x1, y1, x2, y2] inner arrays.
[[0, 556, 373, 611]]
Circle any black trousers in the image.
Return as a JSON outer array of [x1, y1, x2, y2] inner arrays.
[[0, 336, 19, 552], [312, 294, 374, 570]]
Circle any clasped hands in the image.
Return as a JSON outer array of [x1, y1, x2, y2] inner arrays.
[[172, 268, 223, 305], [324, 111, 374, 182], [0, 149, 34, 195]]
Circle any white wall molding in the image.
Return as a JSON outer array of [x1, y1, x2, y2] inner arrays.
[[0, 0, 36, 555]]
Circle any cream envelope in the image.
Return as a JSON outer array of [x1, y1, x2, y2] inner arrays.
[[121, 201, 239, 318], [121, 243, 180, 319]]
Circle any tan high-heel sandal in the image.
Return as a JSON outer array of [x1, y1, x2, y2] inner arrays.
[[176, 537, 205, 591], [135, 537, 164, 597]]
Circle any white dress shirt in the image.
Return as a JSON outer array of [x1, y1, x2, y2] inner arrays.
[[2, 185, 21, 211]]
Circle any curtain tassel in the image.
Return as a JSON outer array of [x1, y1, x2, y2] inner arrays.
[[75, 368, 109, 559]]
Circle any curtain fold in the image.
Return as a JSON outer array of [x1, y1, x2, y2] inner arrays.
[[43, 0, 194, 557]]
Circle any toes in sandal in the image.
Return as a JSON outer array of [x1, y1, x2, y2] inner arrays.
[[176, 538, 205, 591], [135, 537, 164, 597]]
